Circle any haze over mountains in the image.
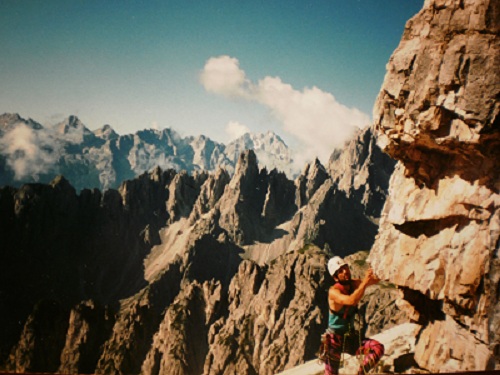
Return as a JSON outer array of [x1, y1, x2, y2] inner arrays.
[[0, 113, 295, 191]]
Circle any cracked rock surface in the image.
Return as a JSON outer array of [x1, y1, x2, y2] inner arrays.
[[370, 0, 500, 371]]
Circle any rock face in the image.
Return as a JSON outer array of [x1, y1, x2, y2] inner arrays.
[[207, 252, 327, 375], [225, 131, 296, 177], [0, 171, 177, 367], [369, 0, 500, 371], [328, 126, 396, 219], [218, 151, 297, 246]]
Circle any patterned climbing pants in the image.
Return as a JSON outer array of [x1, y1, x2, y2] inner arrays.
[[320, 331, 384, 375]]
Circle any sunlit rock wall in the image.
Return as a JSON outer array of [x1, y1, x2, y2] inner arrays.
[[369, 0, 499, 371]]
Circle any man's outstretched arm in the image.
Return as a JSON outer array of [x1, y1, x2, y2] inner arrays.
[[329, 269, 379, 307]]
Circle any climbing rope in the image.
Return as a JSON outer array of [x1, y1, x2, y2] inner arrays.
[[357, 311, 366, 374], [339, 312, 366, 374]]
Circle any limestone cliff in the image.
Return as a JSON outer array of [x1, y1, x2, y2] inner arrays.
[[218, 151, 297, 246], [295, 158, 329, 208], [328, 126, 396, 220], [0, 168, 195, 368], [369, 0, 500, 371]]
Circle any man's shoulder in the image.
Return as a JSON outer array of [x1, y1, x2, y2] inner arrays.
[[331, 282, 349, 293], [330, 280, 361, 293], [329, 284, 343, 294]]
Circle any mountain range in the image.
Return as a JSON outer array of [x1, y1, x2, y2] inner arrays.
[[0, 113, 295, 191], [1, 0, 499, 372], [0, 123, 398, 374]]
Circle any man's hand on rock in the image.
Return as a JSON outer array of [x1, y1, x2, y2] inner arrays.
[[364, 268, 380, 286]]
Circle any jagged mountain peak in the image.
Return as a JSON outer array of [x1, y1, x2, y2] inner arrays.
[[230, 130, 288, 150], [227, 130, 294, 176], [159, 127, 182, 139], [49, 175, 76, 193], [54, 115, 93, 143], [94, 124, 118, 140], [0, 114, 295, 191], [233, 149, 259, 177], [0, 112, 44, 132], [299, 157, 326, 178], [0, 112, 23, 126], [327, 126, 396, 217], [309, 157, 326, 174], [56, 115, 85, 130], [294, 157, 329, 208]]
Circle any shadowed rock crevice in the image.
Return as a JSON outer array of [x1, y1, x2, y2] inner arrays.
[[394, 215, 473, 238], [6, 300, 70, 373], [394, 142, 499, 191], [401, 287, 445, 325], [185, 234, 244, 290]]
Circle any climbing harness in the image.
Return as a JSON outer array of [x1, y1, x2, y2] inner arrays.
[[339, 311, 366, 374], [317, 317, 367, 374]]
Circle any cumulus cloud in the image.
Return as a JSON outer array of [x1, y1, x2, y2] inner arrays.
[[225, 121, 250, 141], [199, 55, 251, 98], [0, 123, 59, 181], [200, 55, 371, 166]]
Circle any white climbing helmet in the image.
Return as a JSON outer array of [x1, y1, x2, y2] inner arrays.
[[327, 256, 347, 276]]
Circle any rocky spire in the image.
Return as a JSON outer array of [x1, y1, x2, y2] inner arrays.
[[295, 158, 329, 208], [328, 126, 396, 218], [0, 113, 44, 133], [218, 150, 265, 245], [188, 167, 231, 224]]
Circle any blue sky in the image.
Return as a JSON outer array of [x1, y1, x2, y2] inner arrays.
[[0, 0, 423, 164]]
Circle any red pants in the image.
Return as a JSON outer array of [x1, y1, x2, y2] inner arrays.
[[322, 331, 384, 375]]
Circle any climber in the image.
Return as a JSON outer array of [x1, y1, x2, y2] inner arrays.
[[319, 256, 385, 375]]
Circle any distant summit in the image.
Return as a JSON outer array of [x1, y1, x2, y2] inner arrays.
[[0, 113, 43, 132], [225, 131, 294, 176], [93, 124, 118, 141], [0, 113, 295, 191]]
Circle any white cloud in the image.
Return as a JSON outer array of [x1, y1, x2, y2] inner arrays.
[[199, 55, 251, 98], [225, 121, 250, 141], [200, 55, 371, 167], [0, 123, 59, 180]]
